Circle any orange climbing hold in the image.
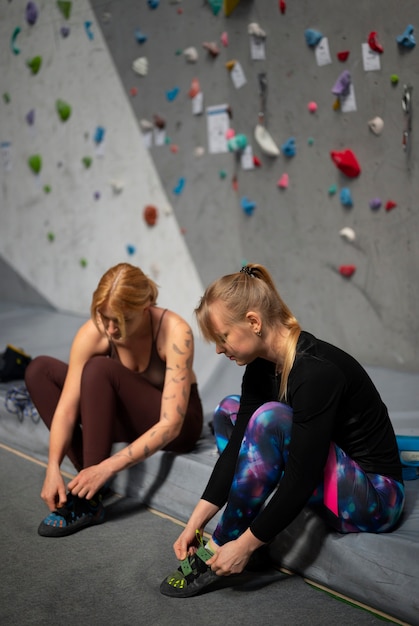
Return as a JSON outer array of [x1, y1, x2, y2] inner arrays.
[[143, 205, 158, 226]]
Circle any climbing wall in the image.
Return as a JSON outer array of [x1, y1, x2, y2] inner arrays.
[[90, 0, 419, 370], [1, 0, 418, 370], [0, 0, 204, 326]]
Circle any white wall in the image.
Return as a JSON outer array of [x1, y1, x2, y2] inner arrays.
[[0, 0, 203, 327]]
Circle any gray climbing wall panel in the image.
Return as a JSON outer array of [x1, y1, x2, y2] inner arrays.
[[90, 0, 419, 370]]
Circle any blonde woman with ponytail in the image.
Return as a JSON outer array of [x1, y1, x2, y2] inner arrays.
[[161, 264, 404, 598]]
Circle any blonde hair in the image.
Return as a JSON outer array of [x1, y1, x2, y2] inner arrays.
[[195, 264, 301, 401], [91, 263, 158, 340]]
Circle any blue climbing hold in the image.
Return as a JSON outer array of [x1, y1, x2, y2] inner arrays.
[[304, 29, 323, 47], [281, 137, 296, 158], [396, 25, 416, 49], [340, 188, 353, 208]]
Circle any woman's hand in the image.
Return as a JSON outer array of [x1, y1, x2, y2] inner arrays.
[[207, 530, 265, 576], [68, 461, 114, 500], [173, 525, 204, 560], [41, 466, 67, 511]]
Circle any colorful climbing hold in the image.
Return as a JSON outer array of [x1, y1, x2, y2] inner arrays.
[[277, 173, 289, 189], [166, 87, 180, 102], [279, 0, 286, 14], [79, 258, 88, 268], [147, 0, 159, 8], [328, 184, 337, 195], [330, 149, 361, 178], [202, 42, 220, 57], [60, 26, 70, 37], [368, 117, 384, 135], [135, 29, 147, 44], [11, 26, 21, 55], [219, 170, 227, 179], [332, 70, 351, 96], [390, 74, 399, 85], [132, 57, 148, 76], [26, 2, 39, 26], [253, 156, 262, 167], [308, 101, 318, 113], [143, 204, 158, 225], [3, 93, 11, 104], [241, 197, 256, 216], [57, 1, 72, 19], [385, 200, 397, 211], [47, 232, 55, 242], [337, 50, 350, 62], [340, 188, 353, 208], [227, 134, 248, 152], [27, 56, 42, 75], [28, 154, 42, 175], [281, 137, 296, 157], [126, 244, 136, 255], [43, 185, 51, 194], [173, 177, 185, 195], [369, 198, 382, 211], [368, 31, 384, 54], [56, 99, 72, 121], [26, 110, 35, 125], [84, 21, 94, 40], [221, 32, 229, 47], [304, 29, 323, 47], [396, 25, 416, 49], [188, 78, 200, 99], [82, 156, 92, 168], [94, 126, 105, 144], [339, 265, 356, 278], [339, 227, 356, 242]]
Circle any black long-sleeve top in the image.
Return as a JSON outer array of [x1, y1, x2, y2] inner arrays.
[[201, 331, 403, 544]]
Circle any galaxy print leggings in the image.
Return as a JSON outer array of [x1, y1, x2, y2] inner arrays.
[[211, 395, 405, 546]]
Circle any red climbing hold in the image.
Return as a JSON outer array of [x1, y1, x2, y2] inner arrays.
[[330, 149, 361, 178], [385, 200, 397, 211], [279, 0, 286, 14], [143, 204, 158, 226], [337, 50, 350, 62], [368, 31, 384, 54], [339, 265, 356, 278], [253, 155, 262, 167]]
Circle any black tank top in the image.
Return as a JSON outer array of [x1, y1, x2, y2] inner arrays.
[[109, 309, 167, 391]]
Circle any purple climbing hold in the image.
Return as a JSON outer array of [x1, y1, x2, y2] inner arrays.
[[26, 2, 38, 25], [332, 70, 351, 96]]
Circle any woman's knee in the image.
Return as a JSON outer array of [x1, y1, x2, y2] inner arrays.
[[25, 355, 57, 390], [247, 401, 293, 441]]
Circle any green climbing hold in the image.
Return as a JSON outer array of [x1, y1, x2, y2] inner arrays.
[[28, 154, 42, 175], [80, 258, 88, 268], [43, 185, 51, 194], [47, 232, 55, 242], [82, 156, 92, 168], [390, 74, 399, 85], [27, 56, 42, 75], [3, 93, 10, 104], [56, 99, 72, 121], [328, 184, 337, 196], [57, 1, 72, 19]]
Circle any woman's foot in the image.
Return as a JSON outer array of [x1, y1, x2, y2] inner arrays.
[[38, 492, 105, 537]]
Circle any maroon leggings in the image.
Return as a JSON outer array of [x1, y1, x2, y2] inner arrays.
[[25, 355, 203, 471]]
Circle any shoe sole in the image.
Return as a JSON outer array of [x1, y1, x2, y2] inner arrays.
[[37, 507, 105, 538], [160, 569, 220, 598]]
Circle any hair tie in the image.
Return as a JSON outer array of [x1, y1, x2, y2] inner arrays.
[[240, 266, 254, 277]]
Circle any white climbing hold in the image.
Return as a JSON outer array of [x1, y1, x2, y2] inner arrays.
[[248, 22, 266, 38], [132, 57, 149, 76], [339, 227, 356, 242], [368, 116, 384, 135], [184, 47, 198, 62], [140, 119, 154, 131]]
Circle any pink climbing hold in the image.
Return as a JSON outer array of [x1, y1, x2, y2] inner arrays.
[[339, 265, 356, 278], [221, 32, 228, 47], [308, 101, 318, 113], [188, 78, 200, 98], [277, 173, 289, 189], [330, 149, 361, 178], [225, 128, 235, 140], [385, 200, 397, 211]]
